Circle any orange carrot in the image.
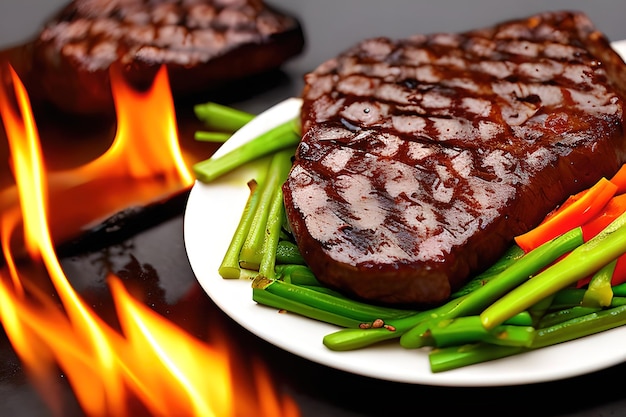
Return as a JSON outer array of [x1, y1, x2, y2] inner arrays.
[[514, 177, 617, 252], [574, 194, 626, 288], [609, 164, 626, 194], [581, 193, 626, 241]]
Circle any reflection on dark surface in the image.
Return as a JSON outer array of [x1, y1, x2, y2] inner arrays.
[[9, 210, 625, 417]]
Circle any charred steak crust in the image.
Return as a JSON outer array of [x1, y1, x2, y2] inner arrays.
[[283, 11, 626, 307], [27, 0, 305, 114]]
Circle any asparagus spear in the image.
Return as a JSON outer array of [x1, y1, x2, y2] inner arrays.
[[218, 179, 263, 279], [193, 119, 300, 183], [429, 343, 524, 373], [239, 148, 294, 270], [194, 131, 232, 143], [252, 276, 418, 325], [582, 259, 616, 308], [322, 314, 434, 351], [531, 304, 626, 348], [426, 315, 535, 348], [257, 186, 286, 279], [193, 101, 255, 132], [252, 278, 364, 328]]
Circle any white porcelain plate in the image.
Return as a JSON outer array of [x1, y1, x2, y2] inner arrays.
[[184, 42, 626, 386]]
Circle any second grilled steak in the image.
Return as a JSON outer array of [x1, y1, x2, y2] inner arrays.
[[25, 0, 304, 114], [283, 11, 626, 307]]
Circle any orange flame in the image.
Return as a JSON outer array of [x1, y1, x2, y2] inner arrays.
[[0, 62, 196, 246], [81, 63, 193, 185], [0, 64, 300, 417]]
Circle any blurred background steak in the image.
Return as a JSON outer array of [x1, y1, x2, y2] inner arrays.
[[283, 11, 626, 307], [19, 0, 305, 114]]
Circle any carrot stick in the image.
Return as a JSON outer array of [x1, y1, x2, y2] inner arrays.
[[609, 164, 626, 194], [580, 193, 626, 241], [572, 193, 626, 288], [514, 177, 617, 252]]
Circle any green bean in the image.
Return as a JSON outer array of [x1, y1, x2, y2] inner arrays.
[[218, 179, 263, 279], [193, 101, 255, 132], [239, 148, 294, 270], [582, 259, 616, 308], [258, 186, 286, 279], [450, 244, 525, 298], [427, 315, 535, 348], [252, 276, 417, 326], [194, 131, 232, 142], [429, 343, 524, 373], [275, 240, 306, 265], [532, 304, 626, 348], [537, 306, 601, 328], [193, 119, 300, 183]]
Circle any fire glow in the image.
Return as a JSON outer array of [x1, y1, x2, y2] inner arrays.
[[0, 63, 300, 417]]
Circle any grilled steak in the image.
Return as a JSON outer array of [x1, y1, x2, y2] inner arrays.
[[282, 11, 626, 306], [22, 0, 304, 114]]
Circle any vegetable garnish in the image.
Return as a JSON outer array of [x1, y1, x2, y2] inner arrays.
[[194, 101, 255, 133], [193, 131, 232, 143], [192, 101, 256, 144], [193, 117, 300, 183], [514, 177, 617, 252], [218, 178, 263, 279], [581, 260, 616, 308], [195, 104, 626, 373], [481, 210, 626, 329], [239, 148, 294, 273], [429, 304, 626, 373], [252, 276, 416, 326], [609, 163, 626, 194], [398, 226, 584, 350]]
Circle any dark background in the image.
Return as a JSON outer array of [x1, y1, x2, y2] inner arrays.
[[1, 1, 626, 417]]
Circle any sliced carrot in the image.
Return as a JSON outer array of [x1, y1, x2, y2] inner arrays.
[[514, 177, 617, 252], [609, 164, 626, 194], [574, 194, 626, 288], [581, 193, 626, 241], [538, 164, 626, 231]]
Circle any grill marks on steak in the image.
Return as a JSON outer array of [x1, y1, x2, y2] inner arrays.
[[26, 0, 304, 114], [283, 11, 626, 306]]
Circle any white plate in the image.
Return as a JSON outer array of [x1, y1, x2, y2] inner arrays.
[[184, 42, 626, 386]]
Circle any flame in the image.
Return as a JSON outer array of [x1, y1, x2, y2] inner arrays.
[[0, 61, 196, 247], [0, 63, 300, 417], [81, 63, 193, 185]]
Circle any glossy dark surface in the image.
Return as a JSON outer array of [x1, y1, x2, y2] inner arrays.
[[2, 12, 626, 417]]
